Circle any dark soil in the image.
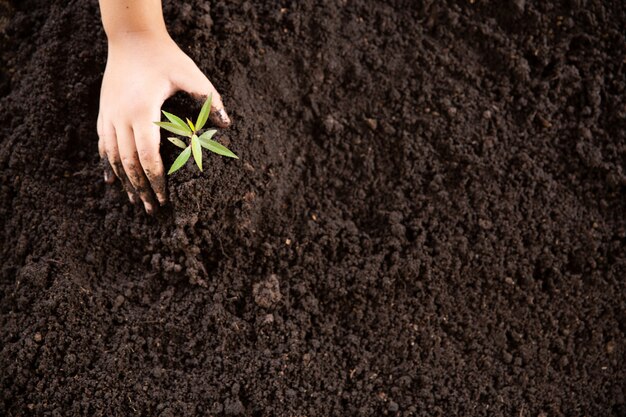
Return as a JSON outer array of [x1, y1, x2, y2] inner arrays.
[[1, 0, 625, 416]]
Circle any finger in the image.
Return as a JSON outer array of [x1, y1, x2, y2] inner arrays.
[[101, 155, 116, 185], [98, 115, 115, 184], [209, 102, 232, 129], [134, 111, 168, 206], [173, 64, 232, 128], [98, 137, 116, 184], [116, 124, 158, 215], [102, 124, 138, 204]]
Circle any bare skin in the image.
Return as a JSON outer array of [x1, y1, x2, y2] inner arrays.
[[97, 0, 231, 214]]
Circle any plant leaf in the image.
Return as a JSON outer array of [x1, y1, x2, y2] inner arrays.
[[191, 134, 203, 171], [195, 94, 212, 131], [198, 129, 218, 141], [162, 111, 191, 134], [168, 146, 192, 175], [155, 121, 192, 137], [186, 118, 196, 132], [168, 137, 187, 149], [198, 137, 239, 159]]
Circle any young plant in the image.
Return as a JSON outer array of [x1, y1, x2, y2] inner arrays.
[[154, 95, 238, 175]]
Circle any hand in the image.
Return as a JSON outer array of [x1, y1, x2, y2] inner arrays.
[[97, 32, 231, 214]]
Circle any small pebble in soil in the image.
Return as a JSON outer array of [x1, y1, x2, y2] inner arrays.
[[113, 295, 125, 310], [242, 191, 256, 203], [33, 332, 42, 342], [537, 114, 552, 128], [478, 219, 493, 230], [84, 252, 95, 264], [606, 341, 615, 354], [323, 115, 343, 134], [365, 118, 378, 130], [388, 401, 399, 412], [152, 367, 164, 378], [253, 274, 282, 309], [224, 398, 244, 415]]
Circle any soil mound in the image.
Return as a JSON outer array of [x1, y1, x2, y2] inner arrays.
[[1, 1, 625, 416]]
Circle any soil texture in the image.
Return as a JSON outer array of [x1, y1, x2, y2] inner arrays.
[[1, 0, 625, 416]]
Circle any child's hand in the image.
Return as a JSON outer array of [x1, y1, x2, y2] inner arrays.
[[97, 32, 231, 214]]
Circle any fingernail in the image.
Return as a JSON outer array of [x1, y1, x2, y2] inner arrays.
[[157, 194, 168, 206], [144, 201, 154, 215], [102, 159, 115, 184], [212, 109, 231, 127], [127, 192, 136, 204]]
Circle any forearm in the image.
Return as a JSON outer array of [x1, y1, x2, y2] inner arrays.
[[99, 0, 168, 42]]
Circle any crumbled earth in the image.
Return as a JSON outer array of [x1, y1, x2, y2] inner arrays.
[[253, 275, 282, 309], [1, 0, 625, 416]]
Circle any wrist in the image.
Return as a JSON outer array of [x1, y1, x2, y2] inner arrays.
[[106, 27, 170, 46], [99, 0, 168, 44]]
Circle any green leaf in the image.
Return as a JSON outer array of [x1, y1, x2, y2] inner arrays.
[[191, 134, 203, 171], [186, 118, 196, 133], [155, 121, 192, 137], [198, 137, 239, 159], [168, 146, 192, 175], [195, 94, 212, 131], [168, 137, 187, 149], [162, 111, 192, 134], [198, 129, 218, 141]]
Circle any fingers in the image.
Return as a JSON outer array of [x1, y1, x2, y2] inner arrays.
[[134, 112, 168, 206], [116, 125, 158, 215], [98, 122, 137, 204], [173, 64, 232, 128], [99, 122, 165, 213], [99, 110, 167, 214]]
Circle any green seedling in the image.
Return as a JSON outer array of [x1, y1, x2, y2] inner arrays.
[[154, 95, 238, 175]]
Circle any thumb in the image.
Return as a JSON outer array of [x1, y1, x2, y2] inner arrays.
[[172, 65, 232, 128]]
